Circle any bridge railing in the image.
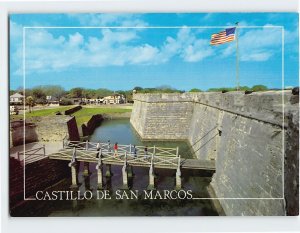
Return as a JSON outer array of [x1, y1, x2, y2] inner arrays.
[[126, 152, 179, 167], [18, 145, 47, 164], [55, 147, 75, 160], [61, 140, 180, 168], [63, 140, 179, 158]]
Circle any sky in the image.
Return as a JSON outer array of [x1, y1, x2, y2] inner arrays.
[[9, 13, 299, 91]]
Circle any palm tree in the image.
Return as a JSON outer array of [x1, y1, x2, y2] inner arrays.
[[26, 96, 35, 113]]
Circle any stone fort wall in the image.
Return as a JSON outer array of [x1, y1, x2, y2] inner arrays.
[[130, 91, 299, 216]]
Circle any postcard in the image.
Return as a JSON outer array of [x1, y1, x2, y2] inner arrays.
[[9, 13, 299, 217]]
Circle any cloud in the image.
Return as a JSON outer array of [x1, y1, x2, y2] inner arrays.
[[10, 21, 215, 75], [182, 40, 213, 62], [67, 14, 148, 27], [19, 28, 160, 71], [10, 20, 23, 40], [220, 25, 283, 61], [157, 27, 213, 63], [11, 18, 295, 75]]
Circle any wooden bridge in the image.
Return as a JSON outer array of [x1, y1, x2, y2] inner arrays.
[[45, 140, 215, 190]]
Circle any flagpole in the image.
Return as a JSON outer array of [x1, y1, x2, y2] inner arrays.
[[235, 22, 240, 91]]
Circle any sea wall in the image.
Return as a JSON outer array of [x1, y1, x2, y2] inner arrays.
[[10, 116, 80, 145], [82, 114, 103, 136], [130, 91, 299, 216], [65, 105, 82, 115], [34, 115, 77, 142], [10, 121, 38, 146]]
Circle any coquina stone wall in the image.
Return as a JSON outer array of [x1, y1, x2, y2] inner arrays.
[[10, 116, 80, 146], [130, 91, 299, 216], [130, 93, 194, 139]]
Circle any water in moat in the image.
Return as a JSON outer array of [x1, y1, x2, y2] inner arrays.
[[13, 119, 219, 216]]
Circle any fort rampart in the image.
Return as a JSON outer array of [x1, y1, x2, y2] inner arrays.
[[130, 91, 299, 215]]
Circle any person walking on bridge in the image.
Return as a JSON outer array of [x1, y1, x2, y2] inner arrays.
[[133, 145, 137, 158], [114, 142, 118, 157], [108, 140, 111, 153], [144, 146, 148, 160], [96, 142, 101, 158]]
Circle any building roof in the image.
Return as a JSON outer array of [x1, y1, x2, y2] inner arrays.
[[10, 93, 24, 98]]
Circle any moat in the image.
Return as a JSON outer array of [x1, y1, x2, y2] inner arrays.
[[12, 119, 219, 216]]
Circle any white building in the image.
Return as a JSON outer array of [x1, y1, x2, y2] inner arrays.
[[46, 96, 60, 106], [85, 98, 104, 105], [103, 94, 126, 104], [10, 93, 24, 105]]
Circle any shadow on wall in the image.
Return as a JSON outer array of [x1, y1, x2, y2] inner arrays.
[[193, 132, 219, 155], [11, 120, 38, 146], [81, 114, 103, 137], [67, 117, 80, 141], [184, 125, 219, 158]]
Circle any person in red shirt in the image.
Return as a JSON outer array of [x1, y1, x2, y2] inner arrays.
[[114, 142, 118, 156]]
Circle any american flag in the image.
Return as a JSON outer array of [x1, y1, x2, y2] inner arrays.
[[210, 27, 236, 45]]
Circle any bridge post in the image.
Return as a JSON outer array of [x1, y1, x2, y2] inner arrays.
[[128, 145, 134, 178], [83, 162, 90, 177], [83, 140, 90, 177], [70, 165, 78, 189], [62, 137, 65, 149], [105, 164, 113, 177], [147, 154, 155, 190], [69, 147, 78, 189], [96, 149, 104, 190], [122, 152, 129, 189], [175, 155, 181, 190], [128, 166, 134, 178], [85, 140, 89, 150]]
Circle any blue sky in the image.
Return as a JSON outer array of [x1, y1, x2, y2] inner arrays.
[[9, 13, 299, 91]]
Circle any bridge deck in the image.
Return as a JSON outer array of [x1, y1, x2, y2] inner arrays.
[[48, 150, 215, 171], [181, 159, 215, 170]]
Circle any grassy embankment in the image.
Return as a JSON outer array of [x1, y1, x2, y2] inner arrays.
[[24, 106, 73, 117], [72, 107, 132, 126], [11, 106, 132, 127]]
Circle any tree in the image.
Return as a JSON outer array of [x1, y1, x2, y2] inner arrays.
[[24, 89, 33, 97], [133, 86, 143, 91], [32, 88, 46, 101], [26, 96, 35, 113], [83, 89, 97, 99], [252, 85, 268, 91], [189, 88, 202, 92], [60, 97, 73, 105], [35, 98, 47, 105], [69, 87, 84, 98], [95, 88, 114, 98], [16, 86, 25, 95], [208, 86, 250, 92], [39, 85, 66, 99]]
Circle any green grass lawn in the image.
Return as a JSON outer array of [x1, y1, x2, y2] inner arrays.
[[11, 106, 132, 127], [73, 107, 132, 126], [24, 106, 74, 117]]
